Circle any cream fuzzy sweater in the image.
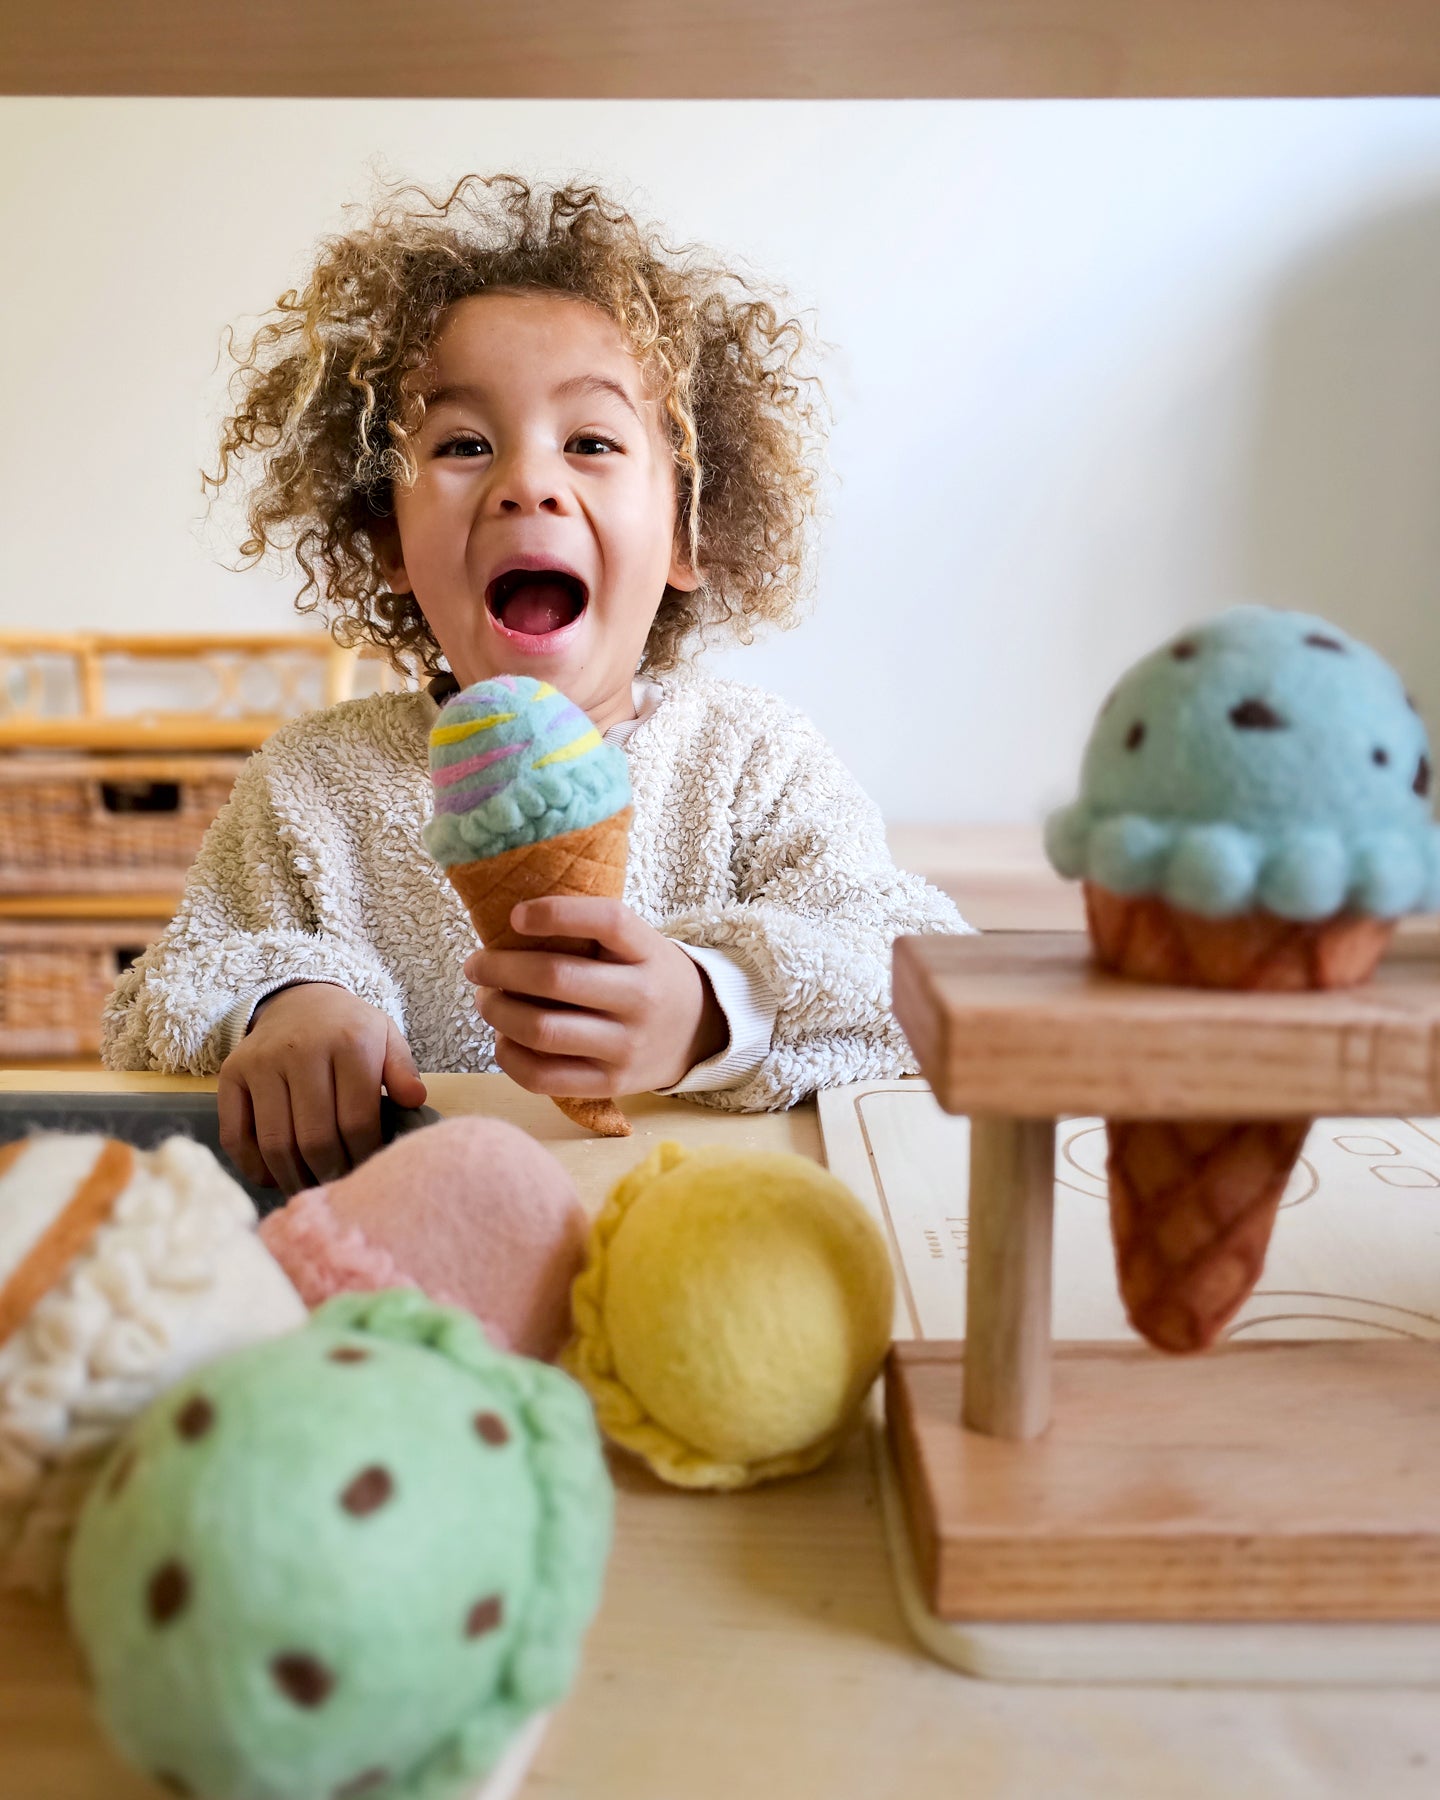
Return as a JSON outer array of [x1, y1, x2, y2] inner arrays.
[[102, 671, 970, 1112]]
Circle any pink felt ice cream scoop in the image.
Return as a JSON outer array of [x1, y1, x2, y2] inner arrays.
[[258, 1116, 587, 1361]]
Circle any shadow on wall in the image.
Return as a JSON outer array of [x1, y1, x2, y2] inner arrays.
[[1243, 189, 1440, 731]]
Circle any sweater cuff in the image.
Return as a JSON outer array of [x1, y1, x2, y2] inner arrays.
[[653, 942, 777, 1096], [215, 978, 353, 1062]]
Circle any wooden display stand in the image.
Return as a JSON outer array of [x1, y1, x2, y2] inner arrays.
[[886, 930, 1440, 1626]]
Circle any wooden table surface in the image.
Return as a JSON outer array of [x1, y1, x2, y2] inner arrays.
[[5, 1071, 1440, 1800]]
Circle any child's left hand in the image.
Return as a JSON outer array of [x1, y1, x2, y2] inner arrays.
[[465, 898, 729, 1098]]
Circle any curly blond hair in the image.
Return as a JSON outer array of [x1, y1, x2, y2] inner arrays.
[[206, 173, 828, 677]]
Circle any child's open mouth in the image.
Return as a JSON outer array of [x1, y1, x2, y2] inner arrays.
[[485, 569, 589, 650]]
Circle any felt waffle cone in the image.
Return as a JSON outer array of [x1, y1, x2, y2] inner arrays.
[[449, 807, 634, 1138], [1105, 1117, 1308, 1353], [1084, 882, 1396, 992], [1084, 881, 1395, 1353]]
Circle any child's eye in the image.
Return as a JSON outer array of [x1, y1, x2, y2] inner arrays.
[[437, 433, 490, 458], [569, 434, 620, 456]]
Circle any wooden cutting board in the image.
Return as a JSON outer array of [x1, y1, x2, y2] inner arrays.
[[818, 1080, 1440, 1347]]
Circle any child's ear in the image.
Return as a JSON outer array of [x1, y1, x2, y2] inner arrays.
[[369, 518, 413, 595], [667, 541, 703, 594]]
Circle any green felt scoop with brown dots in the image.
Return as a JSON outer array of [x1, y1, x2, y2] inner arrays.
[[65, 1289, 613, 1800]]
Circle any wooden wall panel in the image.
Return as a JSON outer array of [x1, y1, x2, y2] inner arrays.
[[5, 0, 1440, 99]]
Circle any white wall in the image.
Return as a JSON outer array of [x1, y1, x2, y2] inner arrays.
[[4, 97, 1440, 824]]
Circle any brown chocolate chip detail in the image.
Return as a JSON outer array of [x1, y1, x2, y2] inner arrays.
[[328, 1346, 370, 1365], [1170, 639, 1198, 661], [1303, 632, 1345, 652], [153, 1773, 194, 1797], [1229, 698, 1285, 730], [334, 1770, 390, 1798], [106, 1446, 137, 1500], [147, 1560, 191, 1626], [340, 1465, 394, 1517], [1124, 722, 1145, 751], [175, 1396, 214, 1442], [465, 1595, 504, 1638], [474, 1412, 510, 1447], [1374, 747, 1390, 767], [1417, 755, 1432, 798], [271, 1653, 335, 1708]]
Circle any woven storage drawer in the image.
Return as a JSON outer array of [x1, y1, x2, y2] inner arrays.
[[0, 919, 162, 1058], [0, 754, 247, 893]]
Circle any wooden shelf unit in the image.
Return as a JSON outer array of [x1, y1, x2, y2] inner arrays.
[[0, 633, 416, 1064]]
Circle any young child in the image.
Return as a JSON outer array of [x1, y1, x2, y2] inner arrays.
[[103, 174, 970, 1194]]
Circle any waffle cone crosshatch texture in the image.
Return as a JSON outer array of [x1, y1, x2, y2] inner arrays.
[[1083, 880, 1397, 992], [884, 929, 1440, 1624], [446, 808, 635, 1138]]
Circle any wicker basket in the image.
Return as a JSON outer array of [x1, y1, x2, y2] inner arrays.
[[0, 755, 248, 894], [0, 920, 161, 1058]]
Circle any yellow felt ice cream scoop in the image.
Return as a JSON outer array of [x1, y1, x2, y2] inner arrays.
[[564, 1142, 894, 1490]]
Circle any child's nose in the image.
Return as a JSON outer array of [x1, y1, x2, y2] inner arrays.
[[499, 492, 560, 514], [489, 446, 564, 515]]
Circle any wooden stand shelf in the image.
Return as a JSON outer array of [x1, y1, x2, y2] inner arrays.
[[887, 930, 1440, 1625]]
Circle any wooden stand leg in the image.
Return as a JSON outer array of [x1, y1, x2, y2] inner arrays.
[[962, 1115, 1055, 1440]]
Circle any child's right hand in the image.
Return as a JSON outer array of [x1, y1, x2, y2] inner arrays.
[[217, 983, 428, 1196]]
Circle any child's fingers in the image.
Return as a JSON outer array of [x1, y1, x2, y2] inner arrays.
[[491, 1035, 615, 1098], [508, 897, 650, 960], [217, 1070, 275, 1189], [330, 1038, 385, 1172], [478, 989, 628, 1064], [284, 1060, 351, 1189], [380, 1020, 429, 1107], [242, 1070, 310, 1197], [468, 947, 636, 1013]]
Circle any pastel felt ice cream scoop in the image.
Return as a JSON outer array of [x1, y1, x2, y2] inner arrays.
[[1045, 605, 1440, 1353], [66, 1288, 613, 1800], [424, 676, 634, 1139], [0, 1132, 305, 1595], [565, 1142, 894, 1490], [259, 1117, 588, 1361]]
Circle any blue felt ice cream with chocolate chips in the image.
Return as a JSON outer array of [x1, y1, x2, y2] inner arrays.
[[1046, 605, 1439, 990], [1045, 606, 1440, 1354]]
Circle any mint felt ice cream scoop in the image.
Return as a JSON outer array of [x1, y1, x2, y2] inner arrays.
[[66, 1289, 612, 1800], [423, 676, 630, 867], [1045, 606, 1439, 1354], [1046, 605, 1440, 922]]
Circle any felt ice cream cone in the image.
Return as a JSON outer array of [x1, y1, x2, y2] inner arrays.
[[1105, 1116, 1310, 1354], [1046, 607, 1440, 1353], [447, 810, 634, 1137], [424, 676, 637, 1139], [1085, 882, 1396, 1349], [1084, 882, 1396, 992]]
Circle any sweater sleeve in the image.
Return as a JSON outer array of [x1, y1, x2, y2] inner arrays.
[[100, 739, 410, 1077], [657, 707, 973, 1112]]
